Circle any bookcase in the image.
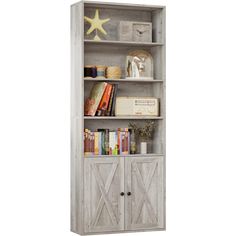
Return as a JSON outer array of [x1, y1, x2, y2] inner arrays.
[[71, 1, 166, 234]]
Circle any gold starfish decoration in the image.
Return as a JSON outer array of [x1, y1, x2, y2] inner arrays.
[[84, 9, 110, 40]]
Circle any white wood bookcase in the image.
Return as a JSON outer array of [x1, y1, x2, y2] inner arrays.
[[71, 1, 166, 234]]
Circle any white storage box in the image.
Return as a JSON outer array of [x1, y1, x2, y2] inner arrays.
[[115, 97, 159, 116]]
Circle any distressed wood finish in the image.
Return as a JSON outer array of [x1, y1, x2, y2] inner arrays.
[[84, 158, 124, 233], [84, 7, 151, 41], [125, 156, 164, 230], [83, 116, 163, 120], [71, 1, 84, 234], [84, 44, 163, 81], [84, 39, 163, 46], [71, 1, 166, 235], [84, 78, 163, 82]]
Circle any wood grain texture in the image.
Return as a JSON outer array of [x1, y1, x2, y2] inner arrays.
[[84, 7, 151, 41], [125, 156, 164, 230], [84, 80, 163, 101], [84, 39, 163, 46], [71, 1, 84, 234], [84, 78, 163, 82], [71, 1, 166, 235], [83, 116, 163, 120], [84, 158, 124, 233], [84, 1, 165, 11]]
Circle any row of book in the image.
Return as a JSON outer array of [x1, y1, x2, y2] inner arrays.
[[84, 128, 131, 156], [84, 82, 118, 116]]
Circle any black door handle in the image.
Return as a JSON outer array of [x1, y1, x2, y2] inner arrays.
[[120, 192, 124, 196], [127, 192, 132, 196]]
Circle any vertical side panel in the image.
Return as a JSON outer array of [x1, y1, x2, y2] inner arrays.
[[152, 6, 166, 230], [161, 7, 166, 230], [71, 1, 84, 234]]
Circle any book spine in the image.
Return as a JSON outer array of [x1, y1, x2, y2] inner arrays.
[[94, 132, 99, 155], [111, 84, 118, 116], [105, 129, 109, 155], [109, 132, 113, 155], [114, 131, 118, 155], [97, 83, 113, 114], [98, 129, 105, 155], [106, 85, 114, 116], [128, 130, 130, 154], [124, 130, 128, 155], [117, 128, 120, 155], [121, 132, 125, 155], [92, 132, 95, 155], [84, 130, 87, 156], [101, 131, 105, 154], [98, 132, 102, 155], [88, 130, 91, 155], [90, 132, 94, 155], [109, 131, 118, 155], [89, 131, 92, 155]]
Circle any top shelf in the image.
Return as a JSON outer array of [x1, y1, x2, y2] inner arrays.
[[84, 39, 163, 47], [83, 1, 165, 11]]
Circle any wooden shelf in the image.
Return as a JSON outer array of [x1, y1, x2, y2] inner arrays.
[[84, 1, 165, 11], [84, 39, 163, 47], [84, 78, 163, 83], [84, 153, 163, 158], [84, 116, 163, 120]]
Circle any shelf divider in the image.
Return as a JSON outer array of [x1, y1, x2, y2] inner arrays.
[[84, 116, 163, 120], [84, 39, 163, 47], [83, 78, 163, 83], [84, 153, 164, 158]]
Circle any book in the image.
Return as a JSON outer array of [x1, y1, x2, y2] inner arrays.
[[97, 129, 106, 154], [111, 84, 118, 116], [98, 132, 102, 155], [104, 129, 109, 155], [84, 129, 88, 155], [121, 131, 125, 154], [106, 85, 114, 116], [84, 128, 130, 156], [109, 131, 118, 155], [94, 132, 99, 155], [84, 82, 107, 116], [97, 83, 113, 115]]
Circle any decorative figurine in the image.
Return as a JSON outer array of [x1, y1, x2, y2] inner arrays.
[[126, 50, 153, 79], [84, 9, 110, 41]]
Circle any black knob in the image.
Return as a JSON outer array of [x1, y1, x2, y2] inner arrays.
[[127, 192, 131, 196], [120, 192, 124, 196]]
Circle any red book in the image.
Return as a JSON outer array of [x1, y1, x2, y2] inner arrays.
[[97, 83, 113, 114]]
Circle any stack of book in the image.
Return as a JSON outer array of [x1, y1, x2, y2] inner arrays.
[[84, 128, 130, 156], [84, 82, 118, 116]]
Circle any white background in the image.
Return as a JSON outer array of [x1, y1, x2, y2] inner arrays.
[[0, 0, 236, 235]]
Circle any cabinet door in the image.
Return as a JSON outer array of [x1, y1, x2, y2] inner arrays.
[[84, 158, 124, 233], [125, 156, 164, 230]]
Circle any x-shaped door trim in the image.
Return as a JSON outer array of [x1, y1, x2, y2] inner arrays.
[[132, 160, 158, 224], [91, 162, 118, 227]]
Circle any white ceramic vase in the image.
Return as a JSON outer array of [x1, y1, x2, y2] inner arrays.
[[140, 142, 147, 154]]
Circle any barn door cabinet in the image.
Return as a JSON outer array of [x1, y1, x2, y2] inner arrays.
[[84, 156, 164, 233], [71, 1, 166, 235]]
